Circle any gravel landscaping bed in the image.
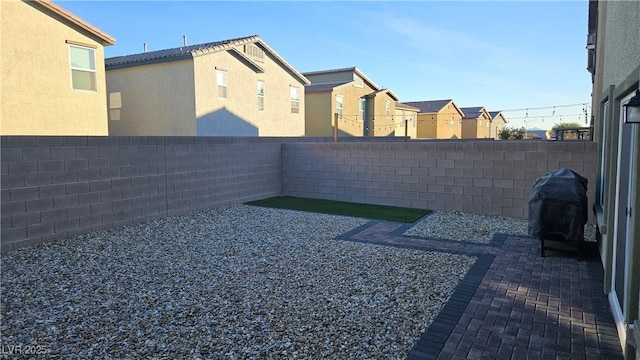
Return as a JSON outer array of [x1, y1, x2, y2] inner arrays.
[[404, 210, 597, 244], [1, 205, 476, 359]]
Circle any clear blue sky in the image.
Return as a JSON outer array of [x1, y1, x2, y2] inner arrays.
[[59, 1, 593, 130]]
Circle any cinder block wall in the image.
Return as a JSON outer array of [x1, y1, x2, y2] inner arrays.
[[1, 136, 287, 252], [282, 141, 597, 219], [1, 136, 596, 252]]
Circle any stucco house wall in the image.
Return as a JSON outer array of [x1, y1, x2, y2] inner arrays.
[[490, 112, 508, 139], [589, 1, 640, 357], [337, 82, 378, 137], [304, 92, 333, 136], [367, 92, 396, 137], [436, 103, 464, 139], [0, 0, 114, 135], [106, 35, 308, 137], [107, 60, 196, 135], [461, 108, 492, 139], [394, 106, 418, 139], [304, 67, 401, 138]]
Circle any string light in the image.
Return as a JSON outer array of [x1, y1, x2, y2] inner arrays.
[[330, 102, 591, 133]]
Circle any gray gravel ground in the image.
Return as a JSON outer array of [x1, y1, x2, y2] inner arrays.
[[1, 205, 476, 360], [404, 210, 597, 244]]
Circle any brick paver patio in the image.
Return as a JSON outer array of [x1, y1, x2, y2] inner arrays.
[[337, 218, 624, 360]]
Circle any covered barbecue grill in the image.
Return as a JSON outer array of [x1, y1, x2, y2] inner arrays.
[[528, 168, 588, 257]]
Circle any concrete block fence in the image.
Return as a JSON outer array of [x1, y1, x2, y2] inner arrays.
[[0, 136, 293, 252], [282, 140, 597, 220], [1, 136, 596, 252]]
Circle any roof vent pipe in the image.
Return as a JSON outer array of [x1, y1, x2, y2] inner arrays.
[[183, 35, 187, 46], [143, 43, 147, 53]]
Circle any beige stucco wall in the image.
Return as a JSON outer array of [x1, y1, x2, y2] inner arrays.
[[394, 108, 418, 138], [194, 44, 306, 137], [107, 60, 196, 135], [305, 82, 384, 137], [339, 83, 376, 137], [592, 2, 640, 357], [107, 41, 306, 136], [416, 114, 437, 138], [369, 93, 396, 137], [415, 104, 463, 139], [462, 111, 492, 139], [0, 1, 109, 135], [437, 103, 463, 139], [491, 114, 507, 139], [305, 92, 332, 136]]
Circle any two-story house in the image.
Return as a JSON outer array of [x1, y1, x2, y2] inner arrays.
[[400, 99, 465, 139], [588, 1, 640, 358], [0, 0, 115, 135], [489, 111, 508, 139], [460, 106, 492, 139], [105, 35, 309, 136], [303, 67, 399, 137]]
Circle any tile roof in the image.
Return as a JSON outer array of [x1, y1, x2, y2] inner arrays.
[[365, 89, 399, 101], [33, 0, 115, 45], [305, 81, 352, 93], [489, 111, 502, 118], [396, 102, 420, 111], [105, 34, 310, 85], [302, 67, 380, 91], [106, 35, 260, 67], [400, 99, 452, 113], [460, 107, 486, 119], [302, 66, 358, 77]]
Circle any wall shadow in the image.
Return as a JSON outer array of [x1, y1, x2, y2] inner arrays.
[[196, 107, 258, 136]]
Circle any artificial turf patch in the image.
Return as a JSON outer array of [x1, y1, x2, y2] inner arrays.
[[244, 196, 431, 223]]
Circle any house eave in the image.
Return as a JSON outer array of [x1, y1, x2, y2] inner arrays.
[[33, 0, 115, 46], [106, 54, 193, 70]]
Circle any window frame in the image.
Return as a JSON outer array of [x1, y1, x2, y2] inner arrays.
[[68, 44, 97, 92], [598, 101, 609, 206], [385, 101, 391, 119], [336, 95, 344, 120], [290, 86, 300, 114], [257, 80, 265, 111], [216, 69, 227, 99]]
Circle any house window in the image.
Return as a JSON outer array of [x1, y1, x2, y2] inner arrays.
[[359, 98, 365, 121], [336, 95, 344, 119], [450, 116, 454, 129], [69, 45, 96, 91], [216, 70, 227, 98], [385, 101, 390, 119], [257, 81, 265, 111], [290, 86, 300, 113]]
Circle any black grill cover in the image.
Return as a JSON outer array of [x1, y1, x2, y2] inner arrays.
[[528, 168, 588, 242]]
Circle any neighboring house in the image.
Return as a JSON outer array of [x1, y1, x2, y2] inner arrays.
[[394, 102, 420, 139], [489, 111, 508, 139], [588, 1, 640, 358], [0, 0, 115, 135], [460, 106, 492, 139], [525, 128, 549, 140], [105, 35, 309, 136], [400, 99, 465, 139], [303, 67, 399, 137]]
